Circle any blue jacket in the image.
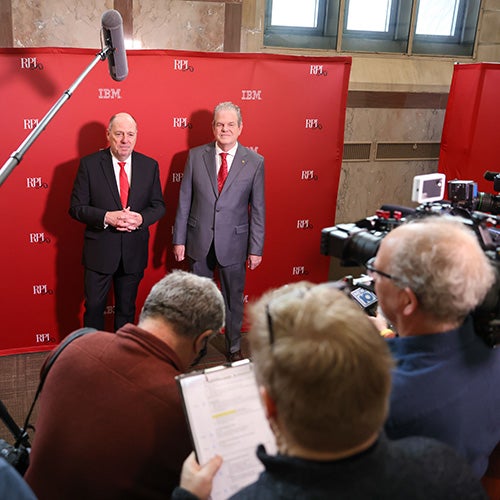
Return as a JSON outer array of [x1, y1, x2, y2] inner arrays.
[[385, 315, 500, 477]]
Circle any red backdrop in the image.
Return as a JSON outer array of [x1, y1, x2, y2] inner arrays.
[[0, 48, 351, 355], [439, 63, 500, 193]]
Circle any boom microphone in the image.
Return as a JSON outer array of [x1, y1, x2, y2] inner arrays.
[[101, 9, 128, 82]]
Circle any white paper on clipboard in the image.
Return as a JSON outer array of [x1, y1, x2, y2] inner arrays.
[[176, 360, 277, 500]]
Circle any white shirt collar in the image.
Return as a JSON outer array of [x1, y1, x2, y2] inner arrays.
[[215, 143, 238, 157]]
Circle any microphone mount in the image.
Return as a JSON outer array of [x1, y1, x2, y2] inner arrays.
[[98, 44, 113, 62], [0, 31, 116, 187]]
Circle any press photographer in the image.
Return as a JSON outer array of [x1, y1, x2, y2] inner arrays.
[[360, 215, 500, 479], [321, 173, 500, 347], [321, 174, 500, 479]]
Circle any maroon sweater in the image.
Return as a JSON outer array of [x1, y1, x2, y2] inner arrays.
[[25, 325, 192, 499]]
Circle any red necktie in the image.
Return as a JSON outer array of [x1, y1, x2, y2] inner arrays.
[[118, 161, 129, 208], [218, 153, 228, 193]]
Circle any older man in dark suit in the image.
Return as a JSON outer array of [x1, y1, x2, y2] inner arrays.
[[70, 112, 165, 331], [173, 102, 265, 361]]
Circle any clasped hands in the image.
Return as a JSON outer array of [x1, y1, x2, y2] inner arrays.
[[105, 207, 143, 232]]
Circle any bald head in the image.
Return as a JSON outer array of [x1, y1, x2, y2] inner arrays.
[[107, 112, 138, 161], [377, 216, 496, 322]]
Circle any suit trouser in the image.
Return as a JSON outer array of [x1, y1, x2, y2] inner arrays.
[[84, 261, 144, 332], [191, 243, 246, 354]]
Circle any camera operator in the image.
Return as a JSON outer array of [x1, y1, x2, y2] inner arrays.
[[367, 215, 500, 478], [24, 270, 225, 499]]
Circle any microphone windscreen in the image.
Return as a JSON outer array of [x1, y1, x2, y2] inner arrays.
[[101, 10, 128, 82]]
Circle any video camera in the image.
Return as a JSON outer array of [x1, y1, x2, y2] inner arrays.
[[321, 171, 500, 347]]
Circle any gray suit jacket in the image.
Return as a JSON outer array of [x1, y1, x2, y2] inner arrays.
[[173, 142, 265, 267]]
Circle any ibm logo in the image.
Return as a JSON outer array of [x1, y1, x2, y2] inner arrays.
[[26, 177, 48, 189], [305, 119, 322, 129], [172, 172, 183, 183], [310, 65, 328, 76], [29, 232, 50, 244], [24, 119, 39, 130], [241, 90, 262, 101], [248, 146, 260, 153], [173, 117, 191, 129], [173, 59, 194, 72], [297, 219, 313, 230], [98, 89, 122, 100], [292, 266, 309, 276], [33, 284, 53, 295], [35, 333, 54, 344], [20, 57, 43, 70], [301, 170, 318, 181]]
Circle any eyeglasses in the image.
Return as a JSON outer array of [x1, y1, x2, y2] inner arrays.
[[365, 257, 399, 282], [265, 286, 311, 346]]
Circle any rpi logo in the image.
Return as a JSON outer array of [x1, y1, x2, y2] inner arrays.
[[173, 117, 192, 129], [305, 119, 322, 129], [24, 119, 39, 130], [35, 333, 55, 344], [248, 146, 260, 153], [33, 284, 53, 295], [26, 177, 49, 189], [310, 65, 328, 76], [301, 170, 319, 181], [29, 232, 50, 244], [297, 219, 313, 230], [173, 59, 194, 72], [292, 266, 309, 276], [20, 57, 43, 70], [241, 90, 262, 101], [98, 89, 122, 99], [172, 172, 183, 183]]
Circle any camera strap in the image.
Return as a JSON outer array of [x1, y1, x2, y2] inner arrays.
[[16, 326, 97, 448]]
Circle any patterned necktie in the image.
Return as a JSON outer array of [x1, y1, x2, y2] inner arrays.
[[118, 161, 129, 208], [218, 153, 228, 193]]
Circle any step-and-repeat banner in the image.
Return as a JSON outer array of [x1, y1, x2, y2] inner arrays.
[[439, 63, 500, 193], [0, 48, 351, 355]]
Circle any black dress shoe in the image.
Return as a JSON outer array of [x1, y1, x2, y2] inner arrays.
[[227, 350, 244, 362]]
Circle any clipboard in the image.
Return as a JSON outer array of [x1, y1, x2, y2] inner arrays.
[[176, 359, 277, 500]]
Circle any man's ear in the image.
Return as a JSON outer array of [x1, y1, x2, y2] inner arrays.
[[401, 287, 419, 316], [260, 386, 277, 420], [193, 329, 212, 353]]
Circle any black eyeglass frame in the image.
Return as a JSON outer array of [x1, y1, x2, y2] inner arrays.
[[365, 257, 399, 282], [265, 303, 275, 346], [264, 286, 311, 347]]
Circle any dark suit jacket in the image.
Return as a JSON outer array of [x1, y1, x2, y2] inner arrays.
[[69, 148, 165, 274], [173, 142, 265, 267]]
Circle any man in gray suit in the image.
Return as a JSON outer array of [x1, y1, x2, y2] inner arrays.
[[173, 102, 265, 362]]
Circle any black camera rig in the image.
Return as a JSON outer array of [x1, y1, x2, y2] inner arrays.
[[321, 173, 500, 347]]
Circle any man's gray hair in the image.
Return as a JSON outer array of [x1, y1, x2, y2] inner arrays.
[[387, 216, 496, 321], [213, 101, 242, 126], [140, 270, 225, 338]]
